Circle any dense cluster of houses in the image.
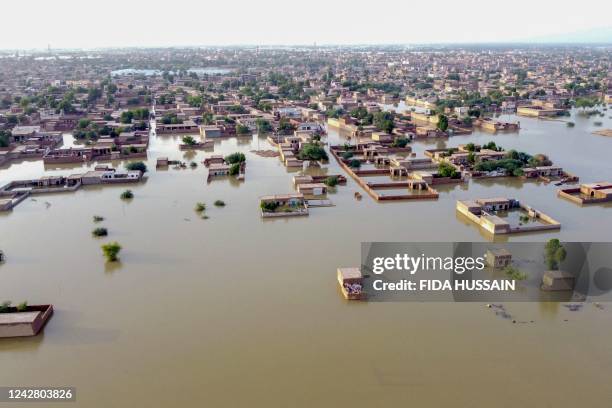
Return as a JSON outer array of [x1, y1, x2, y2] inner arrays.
[[0, 165, 143, 211], [0, 46, 609, 232]]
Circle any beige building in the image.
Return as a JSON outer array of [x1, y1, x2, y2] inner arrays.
[[485, 249, 512, 268]]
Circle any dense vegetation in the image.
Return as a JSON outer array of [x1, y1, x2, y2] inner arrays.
[[225, 152, 246, 164], [298, 143, 328, 161]]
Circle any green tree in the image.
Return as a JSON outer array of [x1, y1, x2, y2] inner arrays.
[[78, 118, 92, 129], [348, 159, 361, 168], [278, 117, 296, 134], [101, 242, 122, 262], [182, 135, 197, 145], [437, 114, 449, 131], [236, 124, 250, 134], [545, 239, 567, 270], [229, 163, 241, 175], [0, 301, 12, 313], [0, 130, 11, 147], [341, 151, 354, 160], [324, 176, 339, 187], [126, 161, 147, 173], [297, 143, 328, 161], [255, 118, 273, 134], [260, 201, 279, 212], [438, 162, 459, 178], [467, 152, 476, 164], [202, 112, 214, 125], [391, 137, 409, 148], [225, 152, 246, 164], [373, 111, 394, 133]]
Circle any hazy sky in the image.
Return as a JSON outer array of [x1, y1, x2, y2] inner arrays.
[[2, 0, 611, 49]]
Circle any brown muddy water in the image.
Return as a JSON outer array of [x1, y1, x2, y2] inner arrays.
[[1, 108, 612, 407]]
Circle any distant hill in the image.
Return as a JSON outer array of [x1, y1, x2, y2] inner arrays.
[[526, 26, 612, 44]]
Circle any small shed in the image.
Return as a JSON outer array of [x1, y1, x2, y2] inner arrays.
[[297, 183, 327, 196], [337, 267, 366, 300], [485, 248, 512, 268], [208, 163, 231, 176], [541, 270, 575, 291]]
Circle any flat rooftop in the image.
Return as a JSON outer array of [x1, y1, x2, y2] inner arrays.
[[338, 267, 362, 280], [488, 248, 511, 256]]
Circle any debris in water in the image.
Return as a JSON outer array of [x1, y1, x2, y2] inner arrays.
[[489, 303, 512, 320], [251, 149, 279, 158], [563, 304, 583, 312]]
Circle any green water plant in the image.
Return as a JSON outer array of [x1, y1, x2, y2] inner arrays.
[[504, 266, 527, 281], [102, 242, 122, 262], [92, 227, 108, 237], [0, 301, 11, 313]]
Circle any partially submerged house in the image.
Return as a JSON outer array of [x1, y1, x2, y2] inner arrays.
[[296, 183, 327, 196], [541, 270, 575, 291], [208, 163, 231, 176], [456, 198, 561, 236], [485, 248, 512, 268], [337, 267, 366, 300], [0, 304, 54, 338], [156, 120, 199, 134], [203, 155, 225, 167], [260, 193, 308, 218], [558, 182, 612, 205]]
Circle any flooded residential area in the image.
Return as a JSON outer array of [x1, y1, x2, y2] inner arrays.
[[1, 19, 612, 408]]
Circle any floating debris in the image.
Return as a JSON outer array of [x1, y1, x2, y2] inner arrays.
[[306, 199, 334, 207], [251, 149, 279, 158], [563, 304, 583, 312], [487, 303, 513, 320]]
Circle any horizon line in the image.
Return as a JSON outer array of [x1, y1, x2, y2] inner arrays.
[[2, 41, 612, 52]]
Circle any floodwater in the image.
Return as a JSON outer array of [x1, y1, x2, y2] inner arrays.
[[1, 107, 612, 407]]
